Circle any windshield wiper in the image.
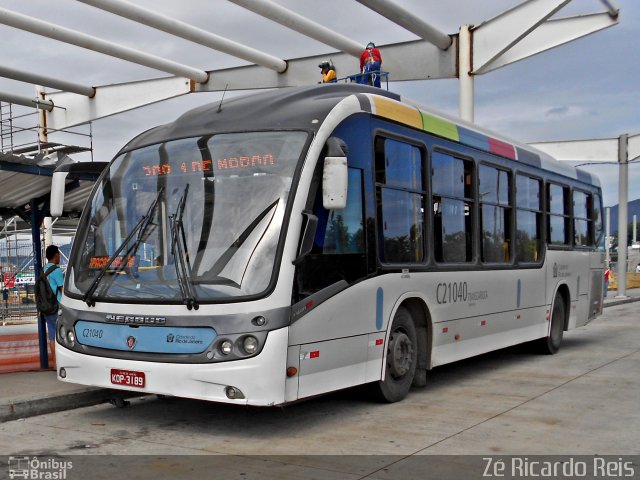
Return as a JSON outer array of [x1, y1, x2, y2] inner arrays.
[[170, 184, 199, 310], [84, 187, 164, 307], [204, 199, 279, 281]]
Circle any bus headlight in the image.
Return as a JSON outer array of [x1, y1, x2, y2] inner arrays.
[[58, 325, 66, 343], [219, 340, 233, 356], [242, 336, 259, 355], [67, 330, 75, 346]]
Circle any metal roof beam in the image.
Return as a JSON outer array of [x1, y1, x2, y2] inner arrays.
[[530, 132, 639, 162], [228, 0, 363, 58], [45, 38, 456, 129], [473, 11, 619, 74], [472, 0, 572, 74], [354, 0, 452, 50], [0, 6, 209, 83], [77, 0, 287, 72], [599, 0, 620, 18], [0, 91, 53, 111], [0, 65, 95, 97], [46, 75, 195, 129]]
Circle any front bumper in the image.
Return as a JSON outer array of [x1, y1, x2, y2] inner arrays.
[[56, 326, 289, 406]]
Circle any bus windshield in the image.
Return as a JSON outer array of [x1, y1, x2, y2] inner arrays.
[[67, 131, 308, 303]]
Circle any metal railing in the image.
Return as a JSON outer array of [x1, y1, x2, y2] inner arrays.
[[337, 70, 390, 90]]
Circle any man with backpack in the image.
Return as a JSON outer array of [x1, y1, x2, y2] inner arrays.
[[38, 245, 64, 367]]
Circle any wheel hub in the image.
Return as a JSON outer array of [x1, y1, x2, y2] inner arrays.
[[388, 330, 414, 378]]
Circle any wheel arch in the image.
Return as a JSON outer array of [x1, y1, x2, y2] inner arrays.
[[390, 295, 433, 385], [553, 283, 571, 331]]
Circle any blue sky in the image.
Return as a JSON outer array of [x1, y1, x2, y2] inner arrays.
[[0, 0, 637, 207]]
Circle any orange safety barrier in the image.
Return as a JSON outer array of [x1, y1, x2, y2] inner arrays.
[[609, 272, 640, 290], [0, 333, 53, 373]]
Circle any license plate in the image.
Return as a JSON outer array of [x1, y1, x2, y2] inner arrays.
[[110, 369, 146, 388]]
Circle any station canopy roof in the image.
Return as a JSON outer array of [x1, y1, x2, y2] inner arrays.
[[0, 151, 98, 224]]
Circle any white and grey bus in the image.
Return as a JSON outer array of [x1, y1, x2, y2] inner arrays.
[[52, 84, 605, 405]]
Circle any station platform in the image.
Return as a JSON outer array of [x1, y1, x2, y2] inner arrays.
[[0, 289, 638, 423]]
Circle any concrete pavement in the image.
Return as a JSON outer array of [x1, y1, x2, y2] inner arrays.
[[0, 290, 638, 423]]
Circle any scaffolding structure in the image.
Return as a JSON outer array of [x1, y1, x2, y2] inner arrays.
[[0, 101, 94, 162]]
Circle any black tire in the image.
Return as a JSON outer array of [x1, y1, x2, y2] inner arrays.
[[372, 306, 417, 403], [540, 295, 565, 355]]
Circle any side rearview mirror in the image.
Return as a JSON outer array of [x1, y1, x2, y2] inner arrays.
[[50, 162, 109, 217], [322, 137, 348, 210]]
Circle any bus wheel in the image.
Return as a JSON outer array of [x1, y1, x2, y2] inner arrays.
[[540, 295, 565, 355], [373, 306, 417, 403]]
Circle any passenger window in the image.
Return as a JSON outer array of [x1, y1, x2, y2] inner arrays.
[[547, 183, 570, 246], [515, 174, 542, 263], [376, 138, 423, 190], [573, 190, 592, 246], [375, 138, 425, 264], [433, 151, 474, 263], [479, 165, 512, 263], [593, 193, 604, 249]]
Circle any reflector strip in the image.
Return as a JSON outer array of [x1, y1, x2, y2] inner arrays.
[[310, 351, 320, 359], [442, 327, 449, 333], [375, 338, 383, 346]]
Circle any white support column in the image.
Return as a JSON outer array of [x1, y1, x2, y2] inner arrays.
[[616, 134, 629, 298], [36, 86, 48, 155], [458, 25, 474, 122], [77, 0, 287, 72], [606, 207, 611, 268], [0, 7, 209, 83], [43, 217, 53, 250]]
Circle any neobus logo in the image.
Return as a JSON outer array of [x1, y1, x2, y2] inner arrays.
[[105, 314, 166, 325]]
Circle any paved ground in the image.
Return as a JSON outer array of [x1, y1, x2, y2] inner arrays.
[[0, 298, 637, 479]]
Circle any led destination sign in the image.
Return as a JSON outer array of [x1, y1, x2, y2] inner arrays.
[[141, 154, 276, 177], [88, 256, 138, 270]]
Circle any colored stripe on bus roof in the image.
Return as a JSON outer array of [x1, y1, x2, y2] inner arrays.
[[420, 111, 459, 141], [371, 96, 422, 130], [515, 147, 541, 167], [365, 94, 524, 162], [457, 126, 490, 151], [488, 137, 516, 160]]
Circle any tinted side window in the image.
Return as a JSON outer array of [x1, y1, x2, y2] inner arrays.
[[515, 174, 542, 263], [433, 151, 474, 263], [573, 190, 592, 246], [547, 183, 570, 246], [593, 193, 604, 249], [479, 165, 512, 263], [376, 138, 423, 190], [376, 138, 426, 264]]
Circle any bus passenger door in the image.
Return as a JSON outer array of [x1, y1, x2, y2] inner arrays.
[[292, 164, 375, 398]]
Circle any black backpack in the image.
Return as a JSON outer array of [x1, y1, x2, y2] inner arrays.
[[35, 265, 59, 315]]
